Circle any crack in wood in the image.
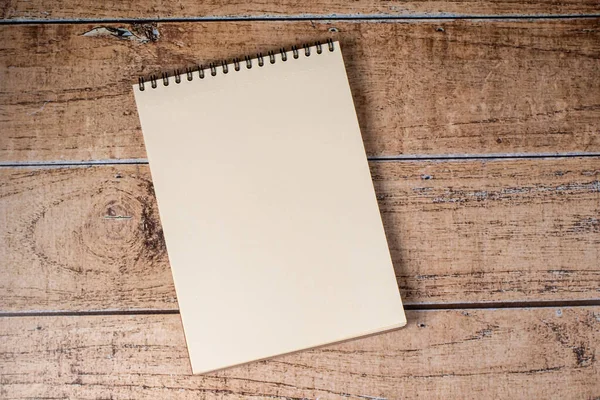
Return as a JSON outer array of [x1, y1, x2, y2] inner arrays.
[[81, 24, 159, 43]]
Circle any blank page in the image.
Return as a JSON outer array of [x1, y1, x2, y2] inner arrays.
[[132, 42, 406, 374]]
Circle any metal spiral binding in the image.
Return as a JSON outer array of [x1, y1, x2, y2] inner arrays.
[[138, 39, 335, 91]]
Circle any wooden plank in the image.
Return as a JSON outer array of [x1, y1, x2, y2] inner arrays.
[[1, 20, 599, 162], [1, 157, 598, 312], [1, 307, 598, 398], [2, 0, 599, 20]]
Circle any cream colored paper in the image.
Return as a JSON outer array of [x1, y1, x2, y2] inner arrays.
[[132, 42, 406, 374]]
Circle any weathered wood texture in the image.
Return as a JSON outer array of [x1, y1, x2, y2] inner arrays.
[[1, 20, 599, 162], [2, 0, 599, 20], [1, 157, 598, 312], [1, 307, 598, 399]]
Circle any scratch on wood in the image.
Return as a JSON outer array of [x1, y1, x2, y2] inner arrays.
[[28, 101, 49, 115]]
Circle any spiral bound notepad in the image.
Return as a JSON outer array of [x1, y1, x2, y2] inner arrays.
[[132, 40, 406, 374]]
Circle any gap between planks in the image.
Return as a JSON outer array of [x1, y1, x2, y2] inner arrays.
[[2, 300, 600, 318], [2, 14, 600, 25], [2, 152, 600, 168]]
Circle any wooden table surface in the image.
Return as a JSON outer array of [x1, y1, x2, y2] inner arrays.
[[1, 1, 599, 399]]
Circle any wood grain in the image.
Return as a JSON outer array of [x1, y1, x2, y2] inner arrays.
[[1, 307, 598, 399], [1, 20, 599, 162], [1, 157, 598, 312], [2, 0, 599, 20]]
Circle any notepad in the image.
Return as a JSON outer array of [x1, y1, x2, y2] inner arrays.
[[132, 41, 406, 374]]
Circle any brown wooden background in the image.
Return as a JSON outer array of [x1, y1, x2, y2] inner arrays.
[[0, 1, 599, 399]]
